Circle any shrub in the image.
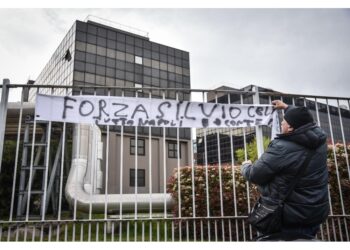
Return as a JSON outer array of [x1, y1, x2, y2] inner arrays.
[[0, 140, 19, 218], [167, 142, 350, 239], [167, 164, 258, 218], [235, 136, 270, 164], [167, 163, 259, 240], [327, 143, 350, 215]]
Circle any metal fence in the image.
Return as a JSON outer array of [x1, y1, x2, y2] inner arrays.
[[0, 80, 349, 242]]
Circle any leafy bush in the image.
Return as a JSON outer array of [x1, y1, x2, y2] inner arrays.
[[0, 140, 19, 218], [167, 163, 259, 240], [327, 143, 350, 215], [167, 164, 258, 218], [235, 136, 270, 164], [167, 142, 350, 239]]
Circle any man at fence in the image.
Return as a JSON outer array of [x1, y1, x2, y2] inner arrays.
[[241, 100, 329, 241]]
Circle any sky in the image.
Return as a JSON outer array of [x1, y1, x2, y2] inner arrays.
[[1, 8, 350, 102]]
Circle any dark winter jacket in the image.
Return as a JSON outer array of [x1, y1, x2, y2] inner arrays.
[[241, 119, 329, 227]]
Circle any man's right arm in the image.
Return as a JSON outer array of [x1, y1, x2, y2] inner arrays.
[[241, 141, 286, 185]]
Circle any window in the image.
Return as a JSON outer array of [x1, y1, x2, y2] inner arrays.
[[135, 56, 143, 65], [87, 34, 97, 45], [130, 169, 145, 187], [168, 141, 181, 158], [130, 138, 145, 156], [86, 53, 96, 63], [126, 53, 134, 63]]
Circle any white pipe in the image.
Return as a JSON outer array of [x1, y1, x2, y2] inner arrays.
[[65, 124, 174, 213]]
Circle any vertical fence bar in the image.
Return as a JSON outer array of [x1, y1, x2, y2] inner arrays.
[[171, 220, 174, 242], [148, 91, 153, 220], [176, 91, 182, 221], [326, 98, 346, 216], [214, 94, 224, 216], [319, 223, 324, 241], [111, 222, 115, 241], [336, 98, 350, 241], [104, 89, 111, 223], [141, 221, 145, 242], [161, 91, 167, 219], [214, 220, 218, 241], [315, 97, 336, 240], [186, 220, 189, 242], [228, 94, 239, 242], [25, 88, 38, 222], [189, 92, 197, 241], [214, 93, 225, 240], [119, 221, 122, 242], [119, 89, 125, 220], [31, 225, 35, 241], [58, 116, 66, 237], [253, 86, 264, 157], [126, 221, 129, 241], [9, 87, 24, 221], [314, 97, 321, 126], [7, 226, 11, 242], [41, 107, 52, 222], [344, 217, 349, 241], [96, 222, 99, 242], [156, 221, 160, 242], [200, 220, 203, 242], [149, 221, 152, 242], [179, 220, 182, 241], [336, 99, 350, 179], [73, 88, 83, 240], [80, 223, 84, 241], [201, 91, 211, 240], [0, 79, 10, 173], [242, 220, 246, 242], [240, 94, 252, 240], [47, 223, 51, 241], [228, 219, 232, 241], [337, 217, 343, 241], [134, 93, 139, 234], [87, 88, 97, 242], [64, 223, 68, 242]]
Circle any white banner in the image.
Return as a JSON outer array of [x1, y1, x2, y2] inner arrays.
[[35, 94, 279, 129]]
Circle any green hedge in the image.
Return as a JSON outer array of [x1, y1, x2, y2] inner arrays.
[[167, 142, 350, 234]]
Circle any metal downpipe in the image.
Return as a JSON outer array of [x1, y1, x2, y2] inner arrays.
[[65, 124, 174, 213]]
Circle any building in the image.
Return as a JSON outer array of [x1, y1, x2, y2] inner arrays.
[[29, 18, 192, 195], [196, 85, 350, 165]]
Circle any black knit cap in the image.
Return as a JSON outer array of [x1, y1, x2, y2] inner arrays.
[[284, 107, 314, 129]]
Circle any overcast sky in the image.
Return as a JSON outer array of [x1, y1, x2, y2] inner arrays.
[[1, 8, 350, 101]]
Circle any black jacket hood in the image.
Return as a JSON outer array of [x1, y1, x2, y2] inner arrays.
[[277, 123, 327, 149]]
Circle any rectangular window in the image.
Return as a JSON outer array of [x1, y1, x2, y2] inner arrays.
[[135, 56, 143, 65], [116, 51, 126, 61], [86, 53, 96, 63], [168, 141, 181, 158], [107, 40, 116, 49], [97, 37, 107, 47], [130, 169, 145, 187], [130, 138, 145, 156], [126, 53, 134, 63]]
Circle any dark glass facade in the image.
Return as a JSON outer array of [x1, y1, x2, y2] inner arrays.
[[196, 85, 350, 165], [30, 20, 191, 139], [29, 23, 76, 100], [72, 20, 190, 100]]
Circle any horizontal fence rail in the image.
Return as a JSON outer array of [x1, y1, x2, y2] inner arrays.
[[0, 83, 349, 241]]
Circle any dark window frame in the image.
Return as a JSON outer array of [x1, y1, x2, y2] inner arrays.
[[168, 141, 181, 159], [129, 169, 146, 187], [130, 138, 146, 156]]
